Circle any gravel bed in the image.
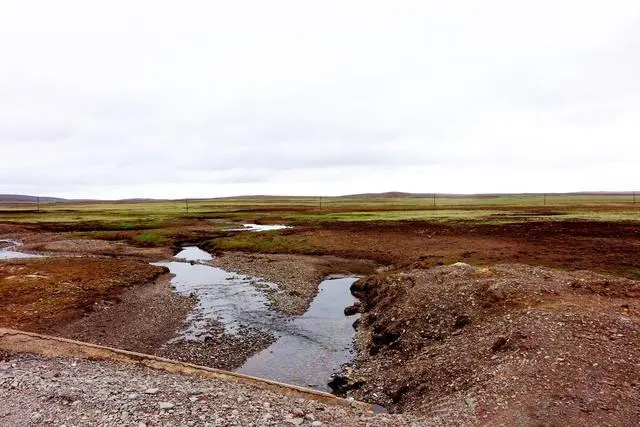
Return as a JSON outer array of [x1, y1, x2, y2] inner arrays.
[[0, 352, 421, 426], [207, 252, 376, 315]]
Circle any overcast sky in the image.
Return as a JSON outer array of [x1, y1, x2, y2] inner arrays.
[[1, 1, 639, 199]]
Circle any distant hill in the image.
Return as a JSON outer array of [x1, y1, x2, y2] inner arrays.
[[342, 191, 637, 199], [341, 192, 430, 199], [0, 194, 67, 203]]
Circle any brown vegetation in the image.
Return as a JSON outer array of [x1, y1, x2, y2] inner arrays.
[[0, 257, 166, 331]]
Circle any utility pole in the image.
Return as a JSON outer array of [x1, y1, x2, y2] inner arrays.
[[433, 193, 436, 207], [185, 198, 189, 213], [36, 196, 40, 213]]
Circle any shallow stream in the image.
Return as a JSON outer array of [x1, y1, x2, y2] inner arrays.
[[0, 240, 43, 260], [156, 247, 359, 391]]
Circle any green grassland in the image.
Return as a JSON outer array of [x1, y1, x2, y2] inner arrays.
[[0, 193, 638, 230]]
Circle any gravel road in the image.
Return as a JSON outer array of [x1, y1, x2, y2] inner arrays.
[[0, 351, 421, 426]]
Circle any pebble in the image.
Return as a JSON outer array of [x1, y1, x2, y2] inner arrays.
[[0, 353, 412, 426]]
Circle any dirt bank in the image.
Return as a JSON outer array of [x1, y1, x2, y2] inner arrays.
[[51, 275, 193, 354], [212, 220, 640, 279], [0, 352, 419, 426], [208, 251, 377, 315], [338, 263, 640, 425], [0, 257, 167, 331], [23, 238, 172, 260], [53, 272, 275, 371]]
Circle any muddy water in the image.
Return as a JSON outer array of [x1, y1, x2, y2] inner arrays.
[[237, 276, 359, 392], [156, 247, 359, 391], [0, 240, 43, 260]]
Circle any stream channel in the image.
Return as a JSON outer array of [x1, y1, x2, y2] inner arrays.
[[0, 234, 360, 393], [155, 246, 360, 392], [0, 240, 43, 260]]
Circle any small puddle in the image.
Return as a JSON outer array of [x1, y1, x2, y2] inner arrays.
[[0, 240, 43, 260], [227, 224, 290, 232], [155, 247, 360, 391], [236, 276, 360, 392]]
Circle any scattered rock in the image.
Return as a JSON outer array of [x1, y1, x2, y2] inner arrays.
[[344, 302, 362, 316], [454, 314, 471, 329]]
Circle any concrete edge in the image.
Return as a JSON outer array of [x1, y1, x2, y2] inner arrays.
[[0, 328, 369, 410]]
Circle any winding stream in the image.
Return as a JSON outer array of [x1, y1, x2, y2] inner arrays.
[[157, 246, 359, 391]]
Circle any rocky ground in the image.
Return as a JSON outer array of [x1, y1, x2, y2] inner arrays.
[[155, 325, 276, 371], [337, 263, 640, 425], [0, 351, 421, 426], [207, 251, 377, 315]]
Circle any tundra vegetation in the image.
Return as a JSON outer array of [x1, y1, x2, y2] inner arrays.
[[1, 193, 639, 423]]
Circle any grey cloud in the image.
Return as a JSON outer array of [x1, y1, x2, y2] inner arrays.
[[1, 1, 639, 198]]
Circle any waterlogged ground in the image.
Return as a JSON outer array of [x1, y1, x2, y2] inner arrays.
[[157, 247, 360, 390]]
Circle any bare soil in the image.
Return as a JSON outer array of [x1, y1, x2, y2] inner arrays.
[[51, 275, 195, 355], [340, 263, 640, 425], [0, 257, 167, 331], [277, 220, 640, 279]]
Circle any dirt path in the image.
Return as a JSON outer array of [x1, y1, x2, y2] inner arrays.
[[0, 351, 419, 426]]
